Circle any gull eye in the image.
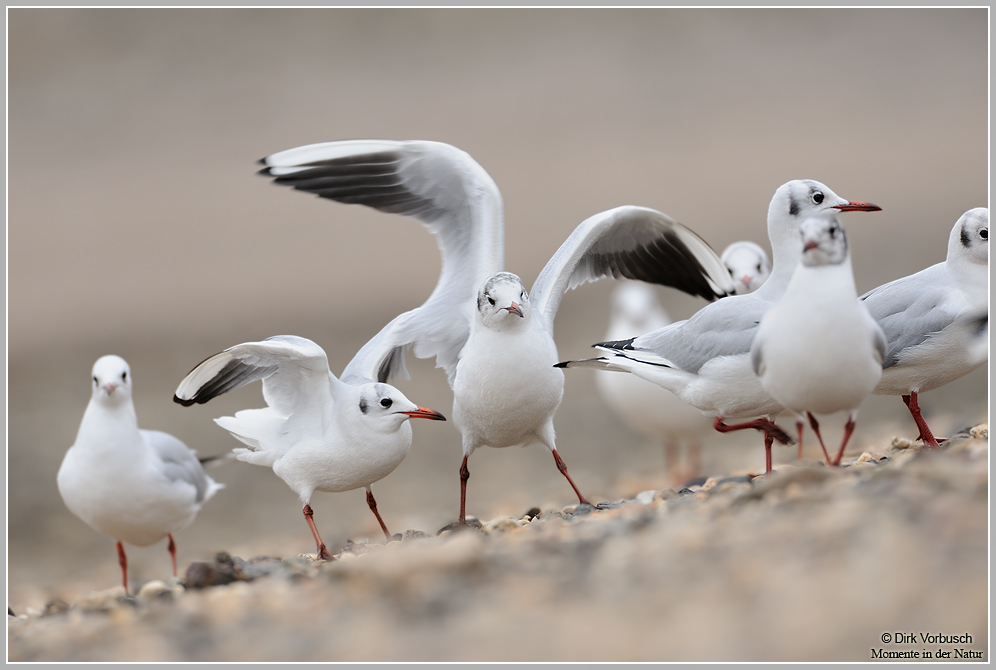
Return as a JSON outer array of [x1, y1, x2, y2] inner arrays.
[[93, 376, 98, 385], [980, 228, 988, 240], [380, 398, 393, 409], [487, 296, 495, 306], [756, 263, 762, 272], [121, 371, 127, 381], [812, 192, 824, 205]]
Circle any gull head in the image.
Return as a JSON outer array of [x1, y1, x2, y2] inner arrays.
[[949, 207, 989, 266], [799, 214, 849, 267], [721, 241, 771, 294], [91, 355, 133, 406], [476, 272, 530, 330], [352, 383, 446, 433], [769, 180, 880, 229]]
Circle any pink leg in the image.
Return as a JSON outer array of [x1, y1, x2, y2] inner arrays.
[[167, 533, 177, 577], [552, 449, 591, 506], [302, 504, 334, 561], [807, 413, 834, 465], [365, 488, 393, 542], [116, 541, 128, 595], [902, 393, 942, 448], [832, 415, 858, 466], [459, 455, 470, 523], [795, 420, 805, 460], [764, 432, 774, 474], [712, 416, 793, 445]]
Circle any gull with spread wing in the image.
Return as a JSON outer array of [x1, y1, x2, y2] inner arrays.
[[259, 139, 736, 521]]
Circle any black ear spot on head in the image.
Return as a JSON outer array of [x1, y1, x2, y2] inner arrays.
[[359, 398, 368, 414], [961, 225, 972, 248], [788, 196, 799, 217]]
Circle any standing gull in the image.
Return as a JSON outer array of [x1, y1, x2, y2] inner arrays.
[[259, 139, 735, 521], [750, 214, 886, 468], [557, 180, 881, 473], [57, 355, 223, 594], [721, 240, 771, 294], [175, 336, 445, 559], [860, 207, 988, 447], [596, 242, 771, 486]]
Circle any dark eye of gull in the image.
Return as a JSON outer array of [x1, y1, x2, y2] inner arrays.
[[121, 371, 127, 381], [93, 376, 98, 385], [380, 398, 393, 408], [812, 192, 824, 205], [487, 296, 495, 306], [980, 228, 988, 240]]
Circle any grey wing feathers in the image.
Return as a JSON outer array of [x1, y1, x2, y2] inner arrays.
[[624, 293, 766, 374], [531, 206, 735, 324], [144, 430, 218, 504], [174, 336, 339, 413], [860, 267, 960, 368], [259, 140, 504, 387]]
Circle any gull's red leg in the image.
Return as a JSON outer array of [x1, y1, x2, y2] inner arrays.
[[365, 488, 393, 542], [796, 420, 805, 460], [116, 541, 128, 595], [807, 412, 834, 465], [459, 455, 470, 523], [167, 533, 177, 577], [902, 392, 942, 448], [302, 504, 334, 561], [832, 415, 858, 466], [552, 449, 591, 506]]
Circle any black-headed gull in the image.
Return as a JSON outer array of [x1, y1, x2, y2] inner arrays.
[[259, 139, 736, 521], [751, 214, 886, 468], [557, 180, 881, 473], [860, 207, 988, 447], [174, 335, 445, 559], [597, 247, 772, 483], [57, 355, 223, 594], [721, 240, 771, 294], [596, 282, 712, 484]]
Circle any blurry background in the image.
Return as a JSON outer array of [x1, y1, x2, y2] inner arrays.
[[8, 8, 988, 608]]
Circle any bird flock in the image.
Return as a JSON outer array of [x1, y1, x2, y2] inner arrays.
[[56, 139, 989, 593]]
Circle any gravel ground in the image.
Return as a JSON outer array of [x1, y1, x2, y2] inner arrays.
[[8, 426, 988, 662]]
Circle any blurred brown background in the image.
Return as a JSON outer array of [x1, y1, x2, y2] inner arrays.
[[7, 8, 988, 610]]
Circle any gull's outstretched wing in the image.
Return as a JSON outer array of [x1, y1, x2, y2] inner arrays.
[[259, 140, 504, 386], [530, 205, 735, 326]]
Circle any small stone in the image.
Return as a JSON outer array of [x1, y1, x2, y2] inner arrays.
[[634, 490, 657, 505], [41, 599, 69, 617], [73, 586, 130, 613], [970, 423, 988, 440], [136, 579, 181, 603], [184, 557, 240, 589], [482, 516, 524, 534], [437, 518, 483, 535], [890, 436, 918, 450], [402, 529, 430, 542], [522, 507, 542, 520], [568, 502, 595, 518]]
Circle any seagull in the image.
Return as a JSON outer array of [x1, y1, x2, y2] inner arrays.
[[860, 207, 989, 447], [597, 245, 772, 483], [57, 355, 223, 594], [259, 139, 736, 522], [596, 282, 713, 484], [721, 240, 771, 294], [556, 180, 882, 474], [174, 335, 445, 560], [750, 214, 886, 467]]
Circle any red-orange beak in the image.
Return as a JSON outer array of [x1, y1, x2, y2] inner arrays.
[[834, 200, 881, 212], [803, 239, 820, 252], [402, 406, 447, 421], [504, 301, 524, 318]]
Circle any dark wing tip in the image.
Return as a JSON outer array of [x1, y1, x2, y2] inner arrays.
[[553, 361, 570, 368], [173, 394, 198, 407], [595, 337, 637, 351]]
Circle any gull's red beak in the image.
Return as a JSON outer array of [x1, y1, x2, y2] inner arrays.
[[504, 301, 524, 318], [402, 406, 447, 421], [835, 200, 881, 212], [103, 383, 118, 395], [803, 239, 820, 252]]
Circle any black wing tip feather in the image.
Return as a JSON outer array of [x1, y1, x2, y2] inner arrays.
[[594, 337, 637, 351], [553, 361, 569, 368], [173, 394, 198, 407]]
